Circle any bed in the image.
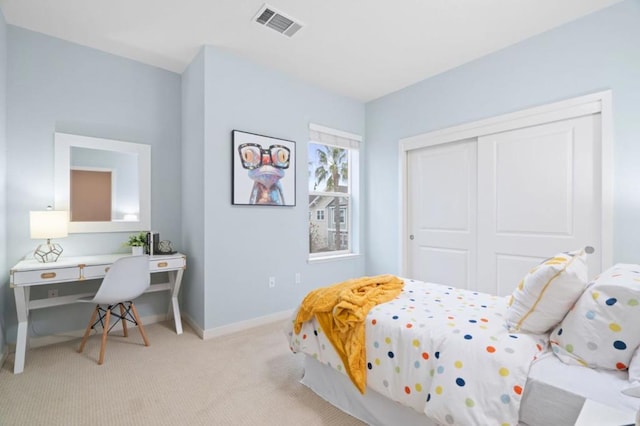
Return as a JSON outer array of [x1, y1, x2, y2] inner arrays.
[[286, 252, 640, 425]]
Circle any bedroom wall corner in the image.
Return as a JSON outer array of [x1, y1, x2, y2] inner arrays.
[[181, 47, 206, 330], [0, 8, 8, 361], [200, 45, 366, 330]]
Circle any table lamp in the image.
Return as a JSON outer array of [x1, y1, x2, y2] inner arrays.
[[30, 208, 69, 263]]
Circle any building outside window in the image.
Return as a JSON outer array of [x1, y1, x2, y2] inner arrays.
[[308, 124, 360, 258]]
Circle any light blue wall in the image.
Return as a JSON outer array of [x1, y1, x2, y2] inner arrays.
[[4, 27, 182, 340], [199, 46, 365, 329], [0, 9, 7, 355], [1, 23, 365, 342], [365, 0, 640, 275], [180, 49, 206, 328]]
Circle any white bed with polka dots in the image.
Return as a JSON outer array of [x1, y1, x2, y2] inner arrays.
[[289, 273, 640, 425], [289, 278, 548, 425]]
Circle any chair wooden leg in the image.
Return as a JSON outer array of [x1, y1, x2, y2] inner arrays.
[[78, 306, 99, 353], [98, 307, 111, 365], [119, 303, 129, 337], [129, 302, 150, 347]]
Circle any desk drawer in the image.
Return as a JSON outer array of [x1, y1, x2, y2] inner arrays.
[[81, 264, 110, 280], [12, 267, 81, 285], [150, 256, 185, 272]]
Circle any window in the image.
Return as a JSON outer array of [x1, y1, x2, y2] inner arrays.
[[308, 124, 360, 258], [329, 206, 346, 225]]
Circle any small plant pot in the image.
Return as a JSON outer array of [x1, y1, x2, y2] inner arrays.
[[131, 246, 144, 256]]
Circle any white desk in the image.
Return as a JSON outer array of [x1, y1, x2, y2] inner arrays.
[[9, 253, 186, 374]]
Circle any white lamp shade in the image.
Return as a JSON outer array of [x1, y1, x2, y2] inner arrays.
[[30, 210, 69, 239]]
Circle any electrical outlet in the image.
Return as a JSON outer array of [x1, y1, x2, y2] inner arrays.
[[295, 273, 301, 284], [48, 288, 58, 298], [269, 277, 276, 288]]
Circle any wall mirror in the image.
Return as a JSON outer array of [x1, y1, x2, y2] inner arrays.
[[54, 132, 151, 233]]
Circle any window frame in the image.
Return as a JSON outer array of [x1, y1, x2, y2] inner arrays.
[[308, 124, 361, 260]]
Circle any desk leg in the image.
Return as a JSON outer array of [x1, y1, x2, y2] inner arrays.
[[13, 286, 30, 374], [168, 269, 184, 335]]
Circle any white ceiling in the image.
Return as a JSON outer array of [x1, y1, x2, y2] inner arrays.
[[0, 0, 623, 102]]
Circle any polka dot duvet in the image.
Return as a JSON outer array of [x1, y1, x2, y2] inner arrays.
[[288, 278, 547, 426]]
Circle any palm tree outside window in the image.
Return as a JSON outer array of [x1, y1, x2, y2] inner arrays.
[[308, 124, 360, 258]]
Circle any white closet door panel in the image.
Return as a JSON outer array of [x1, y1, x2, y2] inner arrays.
[[477, 114, 601, 295], [408, 141, 477, 290], [495, 254, 548, 297], [493, 132, 572, 235], [412, 247, 469, 288]]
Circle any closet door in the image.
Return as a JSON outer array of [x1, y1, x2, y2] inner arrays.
[[407, 140, 477, 289], [476, 114, 601, 295]]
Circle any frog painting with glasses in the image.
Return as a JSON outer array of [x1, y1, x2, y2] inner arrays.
[[237, 142, 291, 205]]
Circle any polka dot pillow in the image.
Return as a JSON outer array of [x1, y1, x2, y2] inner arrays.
[[505, 249, 589, 334], [550, 263, 640, 371]]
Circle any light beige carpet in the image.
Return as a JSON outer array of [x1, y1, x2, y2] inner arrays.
[[0, 320, 365, 426]]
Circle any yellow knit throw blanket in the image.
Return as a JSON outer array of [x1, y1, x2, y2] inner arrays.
[[293, 274, 404, 394]]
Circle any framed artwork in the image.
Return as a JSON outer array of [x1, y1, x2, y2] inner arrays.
[[232, 130, 296, 206]]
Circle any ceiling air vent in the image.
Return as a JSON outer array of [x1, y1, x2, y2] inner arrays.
[[254, 4, 303, 37]]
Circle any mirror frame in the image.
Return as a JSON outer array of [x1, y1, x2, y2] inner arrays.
[[54, 132, 151, 233]]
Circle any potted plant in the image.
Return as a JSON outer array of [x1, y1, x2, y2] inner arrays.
[[125, 231, 147, 255]]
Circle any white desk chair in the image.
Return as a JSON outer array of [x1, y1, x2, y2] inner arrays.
[[78, 255, 150, 365]]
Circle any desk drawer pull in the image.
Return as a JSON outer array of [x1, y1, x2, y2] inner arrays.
[[157, 262, 168, 268], [41, 272, 56, 279]]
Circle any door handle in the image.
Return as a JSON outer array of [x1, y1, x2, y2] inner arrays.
[[409, 235, 414, 240]]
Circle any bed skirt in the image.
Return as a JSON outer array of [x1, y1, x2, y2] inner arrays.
[[301, 355, 433, 426], [301, 354, 601, 426]]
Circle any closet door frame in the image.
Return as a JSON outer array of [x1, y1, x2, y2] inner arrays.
[[399, 90, 613, 277]]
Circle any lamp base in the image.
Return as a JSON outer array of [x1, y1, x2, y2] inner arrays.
[[34, 241, 63, 263]]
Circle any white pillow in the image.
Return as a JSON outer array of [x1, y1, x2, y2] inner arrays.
[[551, 263, 640, 371], [505, 249, 589, 334]]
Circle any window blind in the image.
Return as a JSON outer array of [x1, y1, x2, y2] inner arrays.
[[309, 123, 361, 150]]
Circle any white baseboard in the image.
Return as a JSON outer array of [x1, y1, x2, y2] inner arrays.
[[22, 313, 169, 349], [181, 314, 204, 338], [0, 346, 8, 371], [8, 310, 295, 351], [202, 309, 294, 340]]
